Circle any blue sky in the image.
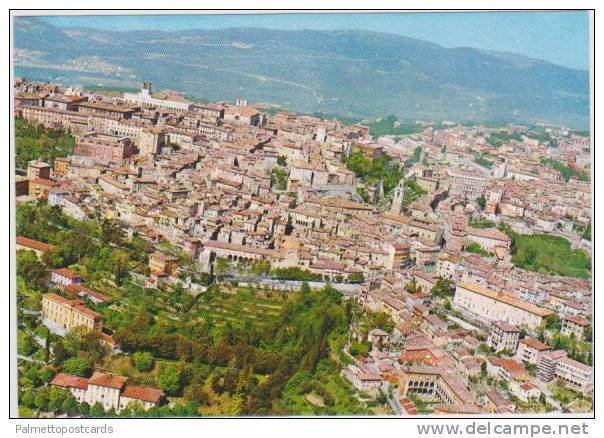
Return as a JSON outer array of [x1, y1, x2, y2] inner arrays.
[[39, 11, 590, 70]]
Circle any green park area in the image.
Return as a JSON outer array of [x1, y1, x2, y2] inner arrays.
[[540, 157, 589, 182], [345, 150, 404, 197], [504, 227, 591, 279], [365, 116, 423, 137], [15, 117, 75, 171], [16, 201, 368, 416]]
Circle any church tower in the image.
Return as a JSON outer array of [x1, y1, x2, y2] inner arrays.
[[390, 179, 405, 215]]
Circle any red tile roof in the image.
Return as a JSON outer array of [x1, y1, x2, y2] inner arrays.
[[64, 284, 109, 302], [51, 373, 89, 390], [122, 386, 164, 404], [16, 236, 53, 253], [88, 372, 128, 389], [519, 337, 551, 351], [52, 268, 82, 280]]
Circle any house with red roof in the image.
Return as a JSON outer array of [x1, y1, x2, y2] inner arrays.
[[51, 371, 164, 412], [51, 268, 83, 286]]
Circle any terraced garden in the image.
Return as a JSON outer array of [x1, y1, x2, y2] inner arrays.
[[187, 286, 291, 330]]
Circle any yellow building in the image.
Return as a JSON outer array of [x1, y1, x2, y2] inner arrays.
[[148, 252, 179, 276], [28, 178, 57, 200], [42, 293, 102, 332], [54, 157, 71, 177]]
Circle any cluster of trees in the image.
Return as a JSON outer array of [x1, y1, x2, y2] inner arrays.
[[113, 283, 360, 415], [465, 242, 493, 257], [269, 266, 322, 282], [540, 157, 589, 182], [51, 327, 109, 377], [19, 387, 79, 416], [357, 309, 394, 337], [474, 155, 494, 169], [404, 278, 422, 294], [574, 222, 591, 242], [17, 202, 149, 290], [15, 117, 75, 170], [468, 217, 495, 229], [365, 116, 423, 137], [270, 167, 288, 190], [430, 278, 455, 298], [402, 178, 427, 204], [345, 151, 404, 197], [548, 333, 592, 366], [17, 330, 39, 357], [349, 340, 371, 357], [411, 146, 423, 163], [485, 130, 523, 148]]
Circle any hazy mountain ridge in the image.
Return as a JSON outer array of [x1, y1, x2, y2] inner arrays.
[[14, 17, 589, 128]]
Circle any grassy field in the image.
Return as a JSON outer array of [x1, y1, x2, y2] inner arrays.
[[510, 233, 591, 279]]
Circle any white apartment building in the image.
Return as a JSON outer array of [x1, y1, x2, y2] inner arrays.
[[515, 337, 550, 365], [487, 320, 520, 353], [555, 357, 593, 395]]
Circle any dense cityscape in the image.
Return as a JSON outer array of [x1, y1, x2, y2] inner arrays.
[[14, 77, 592, 417]]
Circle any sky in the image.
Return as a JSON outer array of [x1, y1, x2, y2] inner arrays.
[[39, 11, 590, 70]]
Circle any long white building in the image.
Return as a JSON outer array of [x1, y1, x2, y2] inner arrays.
[[453, 282, 552, 330], [124, 82, 192, 112]]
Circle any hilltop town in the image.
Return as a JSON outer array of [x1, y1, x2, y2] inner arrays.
[[14, 79, 592, 417]]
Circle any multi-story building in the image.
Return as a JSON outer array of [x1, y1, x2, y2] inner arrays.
[[138, 129, 165, 156], [27, 160, 51, 180], [28, 178, 58, 200], [78, 101, 139, 119], [465, 227, 511, 254], [16, 236, 53, 257], [43, 93, 87, 111], [447, 166, 488, 200], [15, 176, 29, 196], [537, 350, 568, 382], [487, 320, 520, 353], [54, 157, 71, 177], [486, 357, 529, 383], [399, 366, 475, 406], [453, 282, 552, 330], [555, 357, 593, 394], [42, 293, 102, 332], [515, 337, 550, 365], [223, 105, 262, 126], [561, 316, 590, 340], [74, 132, 135, 163]]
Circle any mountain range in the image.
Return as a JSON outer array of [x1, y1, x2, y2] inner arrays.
[[13, 17, 590, 129]]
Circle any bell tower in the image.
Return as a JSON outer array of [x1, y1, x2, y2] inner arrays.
[[390, 179, 405, 215]]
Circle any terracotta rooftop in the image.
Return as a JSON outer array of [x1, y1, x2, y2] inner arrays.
[[16, 236, 53, 253], [89, 372, 128, 389], [52, 268, 82, 280], [122, 385, 164, 404], [519, 337, 550, 351], [51, 373, 89, 390]]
